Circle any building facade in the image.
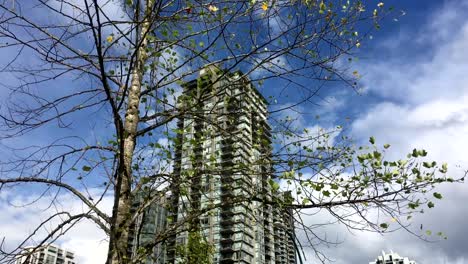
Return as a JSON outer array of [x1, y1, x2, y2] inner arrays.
[[15, 245, 75, 264], [127, 191, 168, 264], [127, 66, 296, 264], [165, 66, 296, 264], [369, 251, 416, 264], [272, 192, 296, 264]]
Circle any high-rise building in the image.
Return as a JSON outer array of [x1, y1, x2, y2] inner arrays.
[[369, 251, 416, 264], [127, 190, 168, 264], [15, 244, 76, 264], [165, 65, 296, 264], [272, 192, 296, 264]]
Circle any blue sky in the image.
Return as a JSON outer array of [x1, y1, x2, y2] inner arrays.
[[309, 1, 468, 263], [1, 1, 468, 263]]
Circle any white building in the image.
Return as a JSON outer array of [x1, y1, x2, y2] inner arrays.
[[15, 244, 76, 264], [369, 251, 416, 264]]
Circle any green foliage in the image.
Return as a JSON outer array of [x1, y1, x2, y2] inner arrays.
[[275, 131, 462, 236], [176, 232, 214, 264], [269, 179, 280, 192]]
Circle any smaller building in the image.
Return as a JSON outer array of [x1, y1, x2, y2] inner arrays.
[[15, 244, 76, 264], [369, 251, 416, 264], [273, 191, 297, 264], [127, 189, 168, 264]]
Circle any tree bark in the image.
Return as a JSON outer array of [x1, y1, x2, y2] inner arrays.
[[106, 1, 154, 263]]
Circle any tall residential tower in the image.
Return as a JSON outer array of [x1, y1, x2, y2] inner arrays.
[[129, 65, 296, 264], [166, 66, 295, 264]]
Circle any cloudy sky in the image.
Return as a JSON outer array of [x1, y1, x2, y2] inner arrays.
[[311, 1, 468, 263], [1, 1, 468, 264]]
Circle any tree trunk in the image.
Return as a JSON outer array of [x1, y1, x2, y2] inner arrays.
[[106, 1, 154, 263]]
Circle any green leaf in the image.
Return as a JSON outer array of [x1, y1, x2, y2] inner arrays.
[[398, 159, 408, 166], [269, 179, 280, 192], [357, 155, 366, 163], [380, 223, 388, 229], [426, 230, 432, 236], [433, 192, 443, 199], [322, 190, 330, 197], [82, 165, 91, 172], [369, 136, 375, 144], [383, 143, 390, 149], [422, 162, 432, 168], [373, 151, 382, 160], [440, 162, 448, 173], [427, 201, 434, 208], [319, 1, 326, 13]]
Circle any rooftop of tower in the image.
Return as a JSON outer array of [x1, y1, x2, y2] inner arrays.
[[181, 65, 268, 105]]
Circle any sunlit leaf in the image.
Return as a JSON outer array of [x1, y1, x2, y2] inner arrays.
[[208, 5, 219, 12]]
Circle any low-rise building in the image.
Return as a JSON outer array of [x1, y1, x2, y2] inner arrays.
[[369, 251, 416, 264], [15, 244, 76, 264]]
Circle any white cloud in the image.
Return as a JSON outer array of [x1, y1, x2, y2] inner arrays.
[[325, 1, 468, 263], [47, 0, 130, 33], [0, 190, 112, 264], [360, 13, 468, 105], [352, 99, 468, 164], [416, 1, 468, 45], [351, 0, 468, 167]]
